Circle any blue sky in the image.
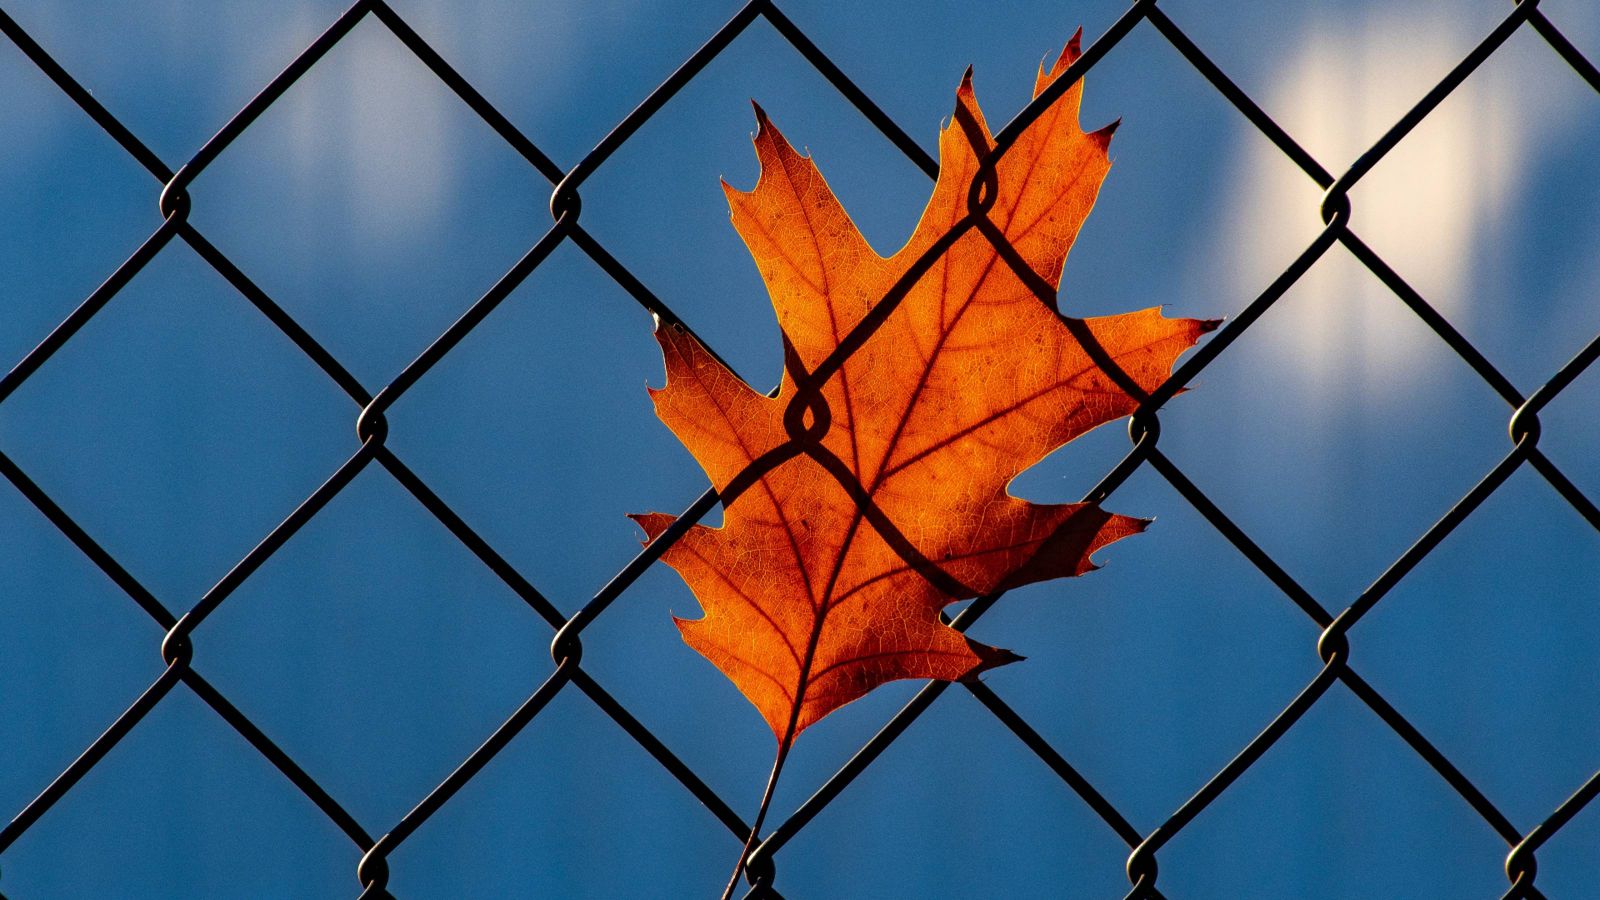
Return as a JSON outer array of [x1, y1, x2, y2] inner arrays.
[[2, 0, 1599, 897]]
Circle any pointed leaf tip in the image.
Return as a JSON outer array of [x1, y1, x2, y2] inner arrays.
[[997, 647, 1026, 667], [1092, 117, 1122, 150], [966, 643, 1025, 677], [629, 511, 677, 544]]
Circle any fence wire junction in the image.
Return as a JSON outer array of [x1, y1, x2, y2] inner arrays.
[[3, 0, 1600, 897]]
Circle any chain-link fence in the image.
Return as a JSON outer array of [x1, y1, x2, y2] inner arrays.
[[2, 0, 1598, 897]]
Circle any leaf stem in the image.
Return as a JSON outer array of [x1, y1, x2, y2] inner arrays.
[[720, 738, 793, 900], [721, 470, 862, 898]]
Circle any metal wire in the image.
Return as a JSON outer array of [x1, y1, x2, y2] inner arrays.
[[1, 0, 1597, 896]]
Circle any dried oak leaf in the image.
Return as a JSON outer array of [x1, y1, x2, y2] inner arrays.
[[634, 34, 1216, 747]]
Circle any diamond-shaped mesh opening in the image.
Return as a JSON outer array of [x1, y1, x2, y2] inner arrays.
[[1158, 687, 1512, 898], [1, 687, 355, 898], [0, 244, 352, 603], [1161, 251, 1512, 600], [186, 19, 552, 386], [197, 468, 551, 826], [775, 689, 1137, 897], [974, 467, 1319, 823], [1356, 469, 1600, 825], [386, 687, 736, 897], [384, 244, 676, 606]]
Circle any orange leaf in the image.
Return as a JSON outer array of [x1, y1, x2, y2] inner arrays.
[[637, 33, 1216, 748]]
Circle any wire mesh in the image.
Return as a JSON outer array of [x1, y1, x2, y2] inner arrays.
[[2, 0, 1598, 897]]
